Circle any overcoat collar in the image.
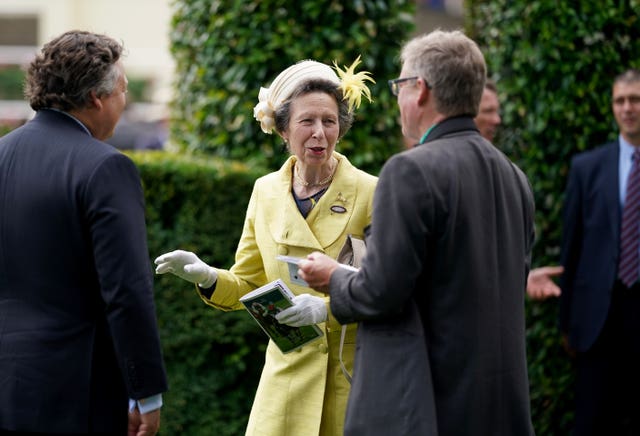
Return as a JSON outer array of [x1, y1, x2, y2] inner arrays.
[[419, 115, 479, 145]]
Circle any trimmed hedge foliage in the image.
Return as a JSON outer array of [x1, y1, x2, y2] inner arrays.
[[129, 151, 268, 435], [0, 66, 24, 100], [169, 0, 416, 174], [469, 1, 640, 434]]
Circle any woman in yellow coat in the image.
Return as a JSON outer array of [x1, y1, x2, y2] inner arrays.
[[155, 58, 377, 436]]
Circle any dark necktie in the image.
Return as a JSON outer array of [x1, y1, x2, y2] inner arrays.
[[619, 149, 640, 287]]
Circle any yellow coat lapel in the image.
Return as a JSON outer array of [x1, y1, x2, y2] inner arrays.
[[266, 152, 358, 252]]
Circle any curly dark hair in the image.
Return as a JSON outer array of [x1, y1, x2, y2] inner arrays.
[[25, 30, 123, 111], [274, 79, 354, 139]]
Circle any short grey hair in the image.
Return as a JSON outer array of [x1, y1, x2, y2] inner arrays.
[[94, 63, 122, 98], [614, 69, 640, 86], [401, 29, 486, 117]]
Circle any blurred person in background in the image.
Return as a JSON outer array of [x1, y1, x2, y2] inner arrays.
[[560, 68, 640, 435], [474, 79, 502, 142], [107, 104, 169, 150]]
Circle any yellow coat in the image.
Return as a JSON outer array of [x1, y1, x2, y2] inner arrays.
[[199, 152, 377, 436]]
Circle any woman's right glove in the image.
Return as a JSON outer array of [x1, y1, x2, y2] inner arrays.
[[154, 250, 218, 288], [275, 294, 328, 327]]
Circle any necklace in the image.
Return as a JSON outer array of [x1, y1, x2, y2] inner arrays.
[[294, 171, 334, 187], [294, 160, 336, 187]]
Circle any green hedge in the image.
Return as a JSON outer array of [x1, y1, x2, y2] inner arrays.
[[130, 151, 269, 435], [169, 0, 416, 174], [0, 66, 24, 100], [469, 1, 640, 434]]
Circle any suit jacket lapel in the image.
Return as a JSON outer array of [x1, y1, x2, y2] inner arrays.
[[264, 157, 324, 251], [606, 141, 622, 243]]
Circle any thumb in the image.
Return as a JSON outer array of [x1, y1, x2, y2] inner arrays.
[[549, 265, 564, 276], [541, 265, 564, 277], [275, 305, 298, 324]]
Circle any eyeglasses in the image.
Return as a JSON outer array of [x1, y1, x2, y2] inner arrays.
[[388, 76, 428, 96]]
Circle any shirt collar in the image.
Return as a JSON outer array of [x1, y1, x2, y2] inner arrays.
[[619, 134, 637, 160]]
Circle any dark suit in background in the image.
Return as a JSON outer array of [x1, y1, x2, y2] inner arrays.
[[0, 31, 167, 434], [560, 69, 640, 436]]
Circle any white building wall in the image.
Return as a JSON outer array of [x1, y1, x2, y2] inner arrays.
[[0, 0, 175, 104]]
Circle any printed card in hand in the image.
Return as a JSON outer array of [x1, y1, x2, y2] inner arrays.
[[276, 255, 310, 286], [276, 255, 359, 288], [239, 279, 323, 353]]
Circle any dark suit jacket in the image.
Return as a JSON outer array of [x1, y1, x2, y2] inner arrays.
[[330, 116, 536, 436], [559, 141, 621, 352], [0, 109, 167, 433]]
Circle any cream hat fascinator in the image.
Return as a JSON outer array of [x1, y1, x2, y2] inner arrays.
[[253, 56, 375, 134]]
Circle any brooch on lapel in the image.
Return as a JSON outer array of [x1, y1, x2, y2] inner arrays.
[[330, 192, 348, 214]]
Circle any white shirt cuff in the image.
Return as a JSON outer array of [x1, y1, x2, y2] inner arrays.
[[128, 394, 163, 414]]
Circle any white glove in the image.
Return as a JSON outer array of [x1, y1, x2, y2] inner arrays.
[[275, 294, 328, 327], [154, 249, 218, 288]]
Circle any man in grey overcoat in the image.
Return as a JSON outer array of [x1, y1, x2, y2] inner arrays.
[[298, 30, 536, 436]]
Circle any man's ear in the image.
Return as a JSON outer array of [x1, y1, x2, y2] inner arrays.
[[88, 90, 102, 110], [417, 78, 430, 105]]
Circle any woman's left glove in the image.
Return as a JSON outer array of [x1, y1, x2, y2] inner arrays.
[[275, 294, 328, 327]]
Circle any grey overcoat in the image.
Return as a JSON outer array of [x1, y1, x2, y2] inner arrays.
[[330, 116, 536, 436]]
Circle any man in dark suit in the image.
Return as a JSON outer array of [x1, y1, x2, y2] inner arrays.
[[0, 30, 167, 435], [560, 68, 640, 435], [297, 30, 535, 435]]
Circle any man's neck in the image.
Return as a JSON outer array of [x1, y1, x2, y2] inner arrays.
[[67, 108, 98, 138], [623, 133, 640, 147]]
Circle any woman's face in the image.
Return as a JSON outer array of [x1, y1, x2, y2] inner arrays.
[[282, 92, 340, 168]]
